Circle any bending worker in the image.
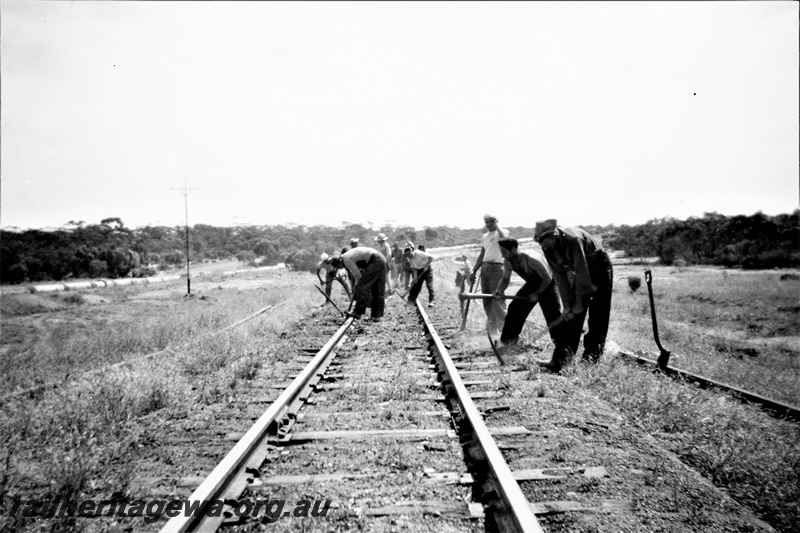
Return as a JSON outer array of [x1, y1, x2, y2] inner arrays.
[[491, 237, 570, 370], [330, 246, 387, 322], [316, 253, 352, 301], [403, 246, 435, 307], [534, 219, 613, 363]]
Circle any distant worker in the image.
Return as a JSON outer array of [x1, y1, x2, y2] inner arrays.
[[470, 214, 508, 340], [390, 242, 404, 291], [403, 246, 435, 307], [401, 241, 415, 290], [535, 219, 613, 364], [330, 247, 387, 322], [492, 238, 569, 368], [454, 254, 473, 289], [346, 239, 360, 286], [374, 233, 393, 293], [316, 253, 352, 301]]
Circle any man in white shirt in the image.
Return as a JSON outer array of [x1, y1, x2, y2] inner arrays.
[[373, 233, 393, 293], [470, 214, 508, 339], [403, 246, 435, 307]]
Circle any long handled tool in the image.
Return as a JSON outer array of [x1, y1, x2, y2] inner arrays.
[[314, 285, 345, 317], [487, 326, 506, 365], [459, 271, 479, 331], [396, 274, 421, 301], [645, 269, 671, 370], [458, 292, 530, 302]]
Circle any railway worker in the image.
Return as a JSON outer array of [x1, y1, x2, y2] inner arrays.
[[316, 253, 352, 301], [390, 242, 404, 291], [534, 219, 613, 364], [373, 233, 394, 293], [491, 237, 570, 367], [454, 254, 473, 289], [401, 241, 415, 290], [469, 214, 509, 341], [330, 247, 387, 322], [403, 246, 436, 307]]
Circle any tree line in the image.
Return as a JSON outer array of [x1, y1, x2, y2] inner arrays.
[[604, 211, 799, 269], [1, 211, 797, 284]]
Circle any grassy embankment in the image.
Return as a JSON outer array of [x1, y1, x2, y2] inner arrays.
[[0, 267, 321, 531]]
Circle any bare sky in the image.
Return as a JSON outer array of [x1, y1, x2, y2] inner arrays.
[[2, 1, 798, 231]]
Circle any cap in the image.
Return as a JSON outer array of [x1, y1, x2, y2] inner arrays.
[[320, 253, 329, 261], [483, 213, 497, 223], [534, 219, 558, 241]]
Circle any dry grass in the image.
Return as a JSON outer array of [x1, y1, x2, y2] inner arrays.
[[0, 267, 314, 532]]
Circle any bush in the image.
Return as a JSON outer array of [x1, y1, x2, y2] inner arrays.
[[627, 275, 642, 293]]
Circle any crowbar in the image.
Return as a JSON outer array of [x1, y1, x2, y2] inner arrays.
[[314, 285, 345, 317], [396, 275, 421, 301]]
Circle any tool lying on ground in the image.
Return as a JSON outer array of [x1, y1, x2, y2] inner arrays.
[[645, 269, 671, 370], [314, 285, 345, 317]]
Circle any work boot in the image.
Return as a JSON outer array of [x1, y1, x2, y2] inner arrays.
[[582, 350, 600, 364], [582, 342, 603, 364], [539, 346, 574, 373]]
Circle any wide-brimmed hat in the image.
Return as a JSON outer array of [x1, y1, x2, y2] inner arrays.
[[320, 253, 329, 261], [374, 233, 387, 242], [349, 237, 359, 244], [534, 219, 558, 242]]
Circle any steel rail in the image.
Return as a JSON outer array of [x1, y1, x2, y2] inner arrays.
[[618, 350, 800, 421], [160, 316, 355, 533], [416, 302, 543, 533]]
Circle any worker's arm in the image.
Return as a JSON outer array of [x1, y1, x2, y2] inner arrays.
[[526, 257, 553, 304], [343, 257, 361, 284]]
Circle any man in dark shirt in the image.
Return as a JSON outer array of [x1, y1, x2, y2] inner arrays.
[[492, 237, 569, 368], [331, 247, 387, 322], [535, 219, 613, 363]]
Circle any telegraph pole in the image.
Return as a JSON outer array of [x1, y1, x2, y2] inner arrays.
[[172, 177, 200, 295]]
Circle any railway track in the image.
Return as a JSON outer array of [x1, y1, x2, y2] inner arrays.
[[148, 292, 777, 533]]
